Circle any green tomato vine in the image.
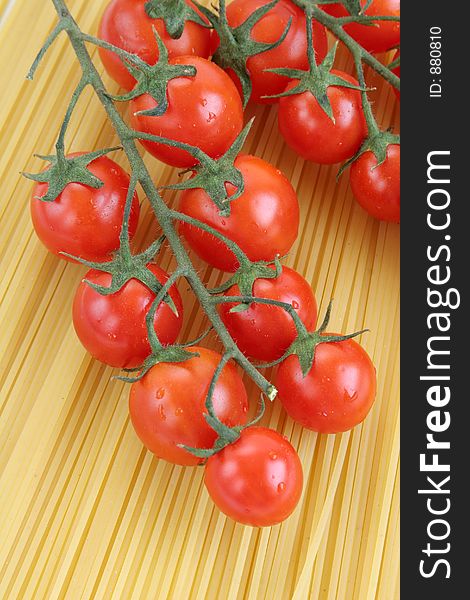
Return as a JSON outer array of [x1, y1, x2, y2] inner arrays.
[[26, 0, 399, 454]]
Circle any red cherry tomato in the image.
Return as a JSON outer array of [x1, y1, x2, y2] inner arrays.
[[73, 264, 184, 369], [178, 154, 299, 271], [30, 154, 140, 263], [349, 144, 400, 223], [212, 0, 327, 103], [98, 0, 211, 90], [278, 70, 367, 164], [130, 56, 244, 168], [129, 346, 249, 466], [322, 0, 400, 54], [390, 49, 400, 100], [204, 426, 303, 526], [218, 266, 317, 361], [276, 335, 377, 433]]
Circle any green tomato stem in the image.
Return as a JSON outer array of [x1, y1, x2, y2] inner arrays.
[[47, 0, 277, 401], [303, 2, 401, 91], [56, 75, 88, 158]]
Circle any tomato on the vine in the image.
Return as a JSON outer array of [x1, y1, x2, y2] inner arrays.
[[322, 0, 400, 54], [212, 0, 328, 103], [218, 266, 317, 361], [178, 154, 299, 271], [73, 264, 184, 369], [204, 426, 303, 526], [130, 56, 244, 168], [278, 71, 367, 164], [276, 335, 377, 433], [30, 154, 140, 263], [98, 0, 211, 90], [349, 144, 400, 223], [129, 346, 249, 466]]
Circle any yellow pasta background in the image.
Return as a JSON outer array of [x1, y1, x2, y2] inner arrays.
[[0, 1, 400, 598]]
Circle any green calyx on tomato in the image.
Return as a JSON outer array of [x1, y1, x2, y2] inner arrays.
[[107, 27, 197, 117], [121, 341, 200, 383], [338, 128, 400, 178], [196, 0, 292, 106], [265, 40, 364, 121], [318, 0, 400, 54], [282, 300, 368, 376], [163, 119, 254, 216], [211, 255, 283, 305], [24, 146, 121, 203], [66, 228, 180, 317], [144, 0, 209, 39]]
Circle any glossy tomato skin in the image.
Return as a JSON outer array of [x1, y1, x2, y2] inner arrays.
[[31, 154, 140, 263], [178, 154, 299, 271], [204, 426, 303, 526], [129, 346, 249, 466], [213, 0, 327, 103], [98, 0, 211, 90], [130, 56, 244, 168], [276, 335, 377, 433], [73, 264, 184, 369], [350, 144, 400, 223], [219, 266, 317, 361], [278, 70, 367, 164], [322, 0, 400, 54]]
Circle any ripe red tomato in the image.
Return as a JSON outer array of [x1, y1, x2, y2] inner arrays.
[[212, 0, 327, 103], [73, 264, 184, 369], [204, 426, 303, 526], [30, 154, 140, 263], [218, 266, 317, 361], [390, 49, 400, 100], [129, 346, 249, 466], [278, 70, 367, 164], [275, 335, 377, 433], [130, 56, 244, 168], [98, 0, 211, 90], [322, 0, 400, 54], [178, 154, 299, 271], [349, 144, 400, 223]]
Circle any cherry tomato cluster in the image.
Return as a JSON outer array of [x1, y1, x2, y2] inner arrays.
[[27, 0, 399, 527]]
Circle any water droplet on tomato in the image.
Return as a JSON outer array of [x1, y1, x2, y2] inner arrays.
[[277, 482, 286, 493], [156, 388, 165, 399], [269, 452, 278, 460], [207, 112, 216, 123], [175, 407, 184, 416], [292, 300, 299, 309], [158, 405, 166, 420]]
